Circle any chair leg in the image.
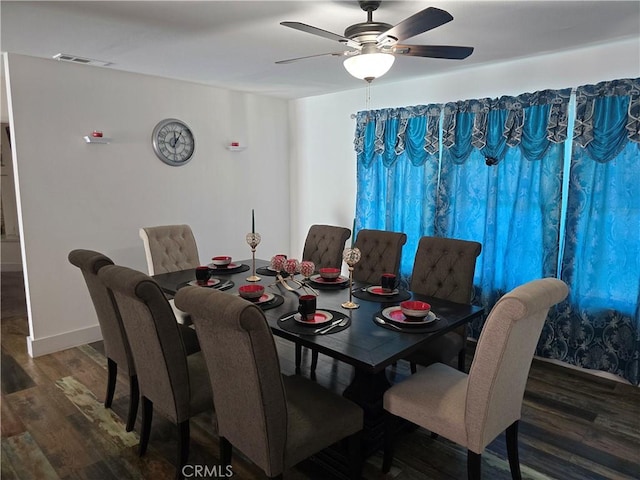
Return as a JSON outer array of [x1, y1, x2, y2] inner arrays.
[[125, 375, 139, 432], [457, 346, 467, 372], [139, 397, 153, 456], [310, 351, 319, 380], [220, 436, 232, 467], [382, 413, 397, 473], [105, 358, 117, 408], [467, 450, 481, 480], [347, 430, 362, 480], [506, 421, 522, 480], [295, 344, 302, 374], [410, 362, 417, 374], [177, 420, 190, 477]]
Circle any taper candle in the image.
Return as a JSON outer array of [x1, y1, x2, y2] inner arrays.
[[351, 218, 356, 247], [252, 209, 255, 234]]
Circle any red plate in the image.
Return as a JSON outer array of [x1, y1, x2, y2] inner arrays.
[[309, 274, 348, 285], [209, 262, 238, 270], [207, 263, 246, 273], [294, 310, 334, 326], [367, 285, 399, 296], [188, 278, 221, 288], [381, 306, 437, 326], [237, 292, 275, 305]]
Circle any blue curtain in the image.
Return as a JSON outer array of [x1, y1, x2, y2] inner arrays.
[[353, 79, 640, 384], [436, 92, 570, 335], [539, 79, 640, 384], [355, 106, 441, 276], [355, 79, 640, 385]]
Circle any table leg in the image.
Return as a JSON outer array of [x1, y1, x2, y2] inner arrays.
[[342, 369, 392, 456]]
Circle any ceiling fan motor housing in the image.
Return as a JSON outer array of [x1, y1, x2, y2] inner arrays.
[[344, 22, 393, 42]]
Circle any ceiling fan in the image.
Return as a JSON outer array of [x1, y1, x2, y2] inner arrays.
[[276, 0, 473, 82]]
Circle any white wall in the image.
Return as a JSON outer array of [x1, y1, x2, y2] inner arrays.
[[288, 38, 640, 258], [5, 53, 290, 356]]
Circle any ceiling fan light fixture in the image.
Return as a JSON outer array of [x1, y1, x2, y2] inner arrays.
[[343, 52, 395, 82]]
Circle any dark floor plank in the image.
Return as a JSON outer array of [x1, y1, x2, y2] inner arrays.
[[1, 392, 26, 437], [1, 348, 36, 394], [5, 385, 102, 478], [1, 431, 60, 479]]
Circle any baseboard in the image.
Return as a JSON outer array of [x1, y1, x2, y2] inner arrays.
[[27, 324, 103, 358]]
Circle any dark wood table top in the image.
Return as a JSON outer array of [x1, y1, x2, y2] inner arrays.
[[153, 259, 484, 374]]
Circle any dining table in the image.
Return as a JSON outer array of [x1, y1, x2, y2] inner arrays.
[[153, 258, 484, 459]]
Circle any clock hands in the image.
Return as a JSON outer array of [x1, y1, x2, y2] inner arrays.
[[169, 130, 184, 149]]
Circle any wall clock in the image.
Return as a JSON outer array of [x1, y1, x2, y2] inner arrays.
[[151, 118, 195, 166]]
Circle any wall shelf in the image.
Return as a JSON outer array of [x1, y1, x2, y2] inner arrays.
[[226, 145, 246, 152], [84, 136, 111, 144]]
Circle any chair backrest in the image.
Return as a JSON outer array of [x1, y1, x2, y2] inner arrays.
[[410, 236, 482, 304], [352, 229, 407, 284], [175, 286, 288, 475], [302, 224, 351, 271], [465, 278, 568, 453], [98, 264, 192, 424], [139, 224, 200, 275], [68, 249, 134, 374]]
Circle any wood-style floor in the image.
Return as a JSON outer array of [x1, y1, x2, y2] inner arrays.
[[2, 271, 639, 479]]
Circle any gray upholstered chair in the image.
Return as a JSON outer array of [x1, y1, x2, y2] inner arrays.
[[297, 224, 351, 374], [405, 236, 482, 373], [175, 286, 364, 480], [139, 224, 200, 324], [352, 229, 407, 284], [68, 249, 139, 432], [68, 249, 201, 434], [139, 224, 200, 275], [98, 264, 212, 477], [383, 278, 568, 480], [302, 224, 351, 271]]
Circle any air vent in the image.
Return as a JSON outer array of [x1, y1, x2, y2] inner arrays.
[[53, 53, 112, 67]]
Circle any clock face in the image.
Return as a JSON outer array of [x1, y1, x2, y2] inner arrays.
[[152, 119, 195, 166]]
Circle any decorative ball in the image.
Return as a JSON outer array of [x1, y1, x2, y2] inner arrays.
[[299, 261, 315, 278], [270, 254, 287, 272], [343, 247, 361, 266], [284, 258, 300, 275]]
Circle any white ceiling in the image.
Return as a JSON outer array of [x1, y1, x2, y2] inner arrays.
[[2, 1, 639, 99]]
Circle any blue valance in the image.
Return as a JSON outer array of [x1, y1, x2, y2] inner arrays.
[[441, 88, 572, 164], [355, 88, 573, 168], [354, 104, 441, 167], [573, 78, 640, 163]]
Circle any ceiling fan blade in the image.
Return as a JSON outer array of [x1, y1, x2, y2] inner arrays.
[[275, 52, 347, 64], [378, 7, 453, 44], [280, 21, 360, 48], [392, 44, 474, 60]]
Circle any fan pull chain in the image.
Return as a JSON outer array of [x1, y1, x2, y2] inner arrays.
[[365, 82, 371, 110]]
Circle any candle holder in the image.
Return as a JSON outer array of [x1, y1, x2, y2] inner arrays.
[[298, 261, 319, 295], [341, 247, 361, 309], [245, 232, 261, 282]]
